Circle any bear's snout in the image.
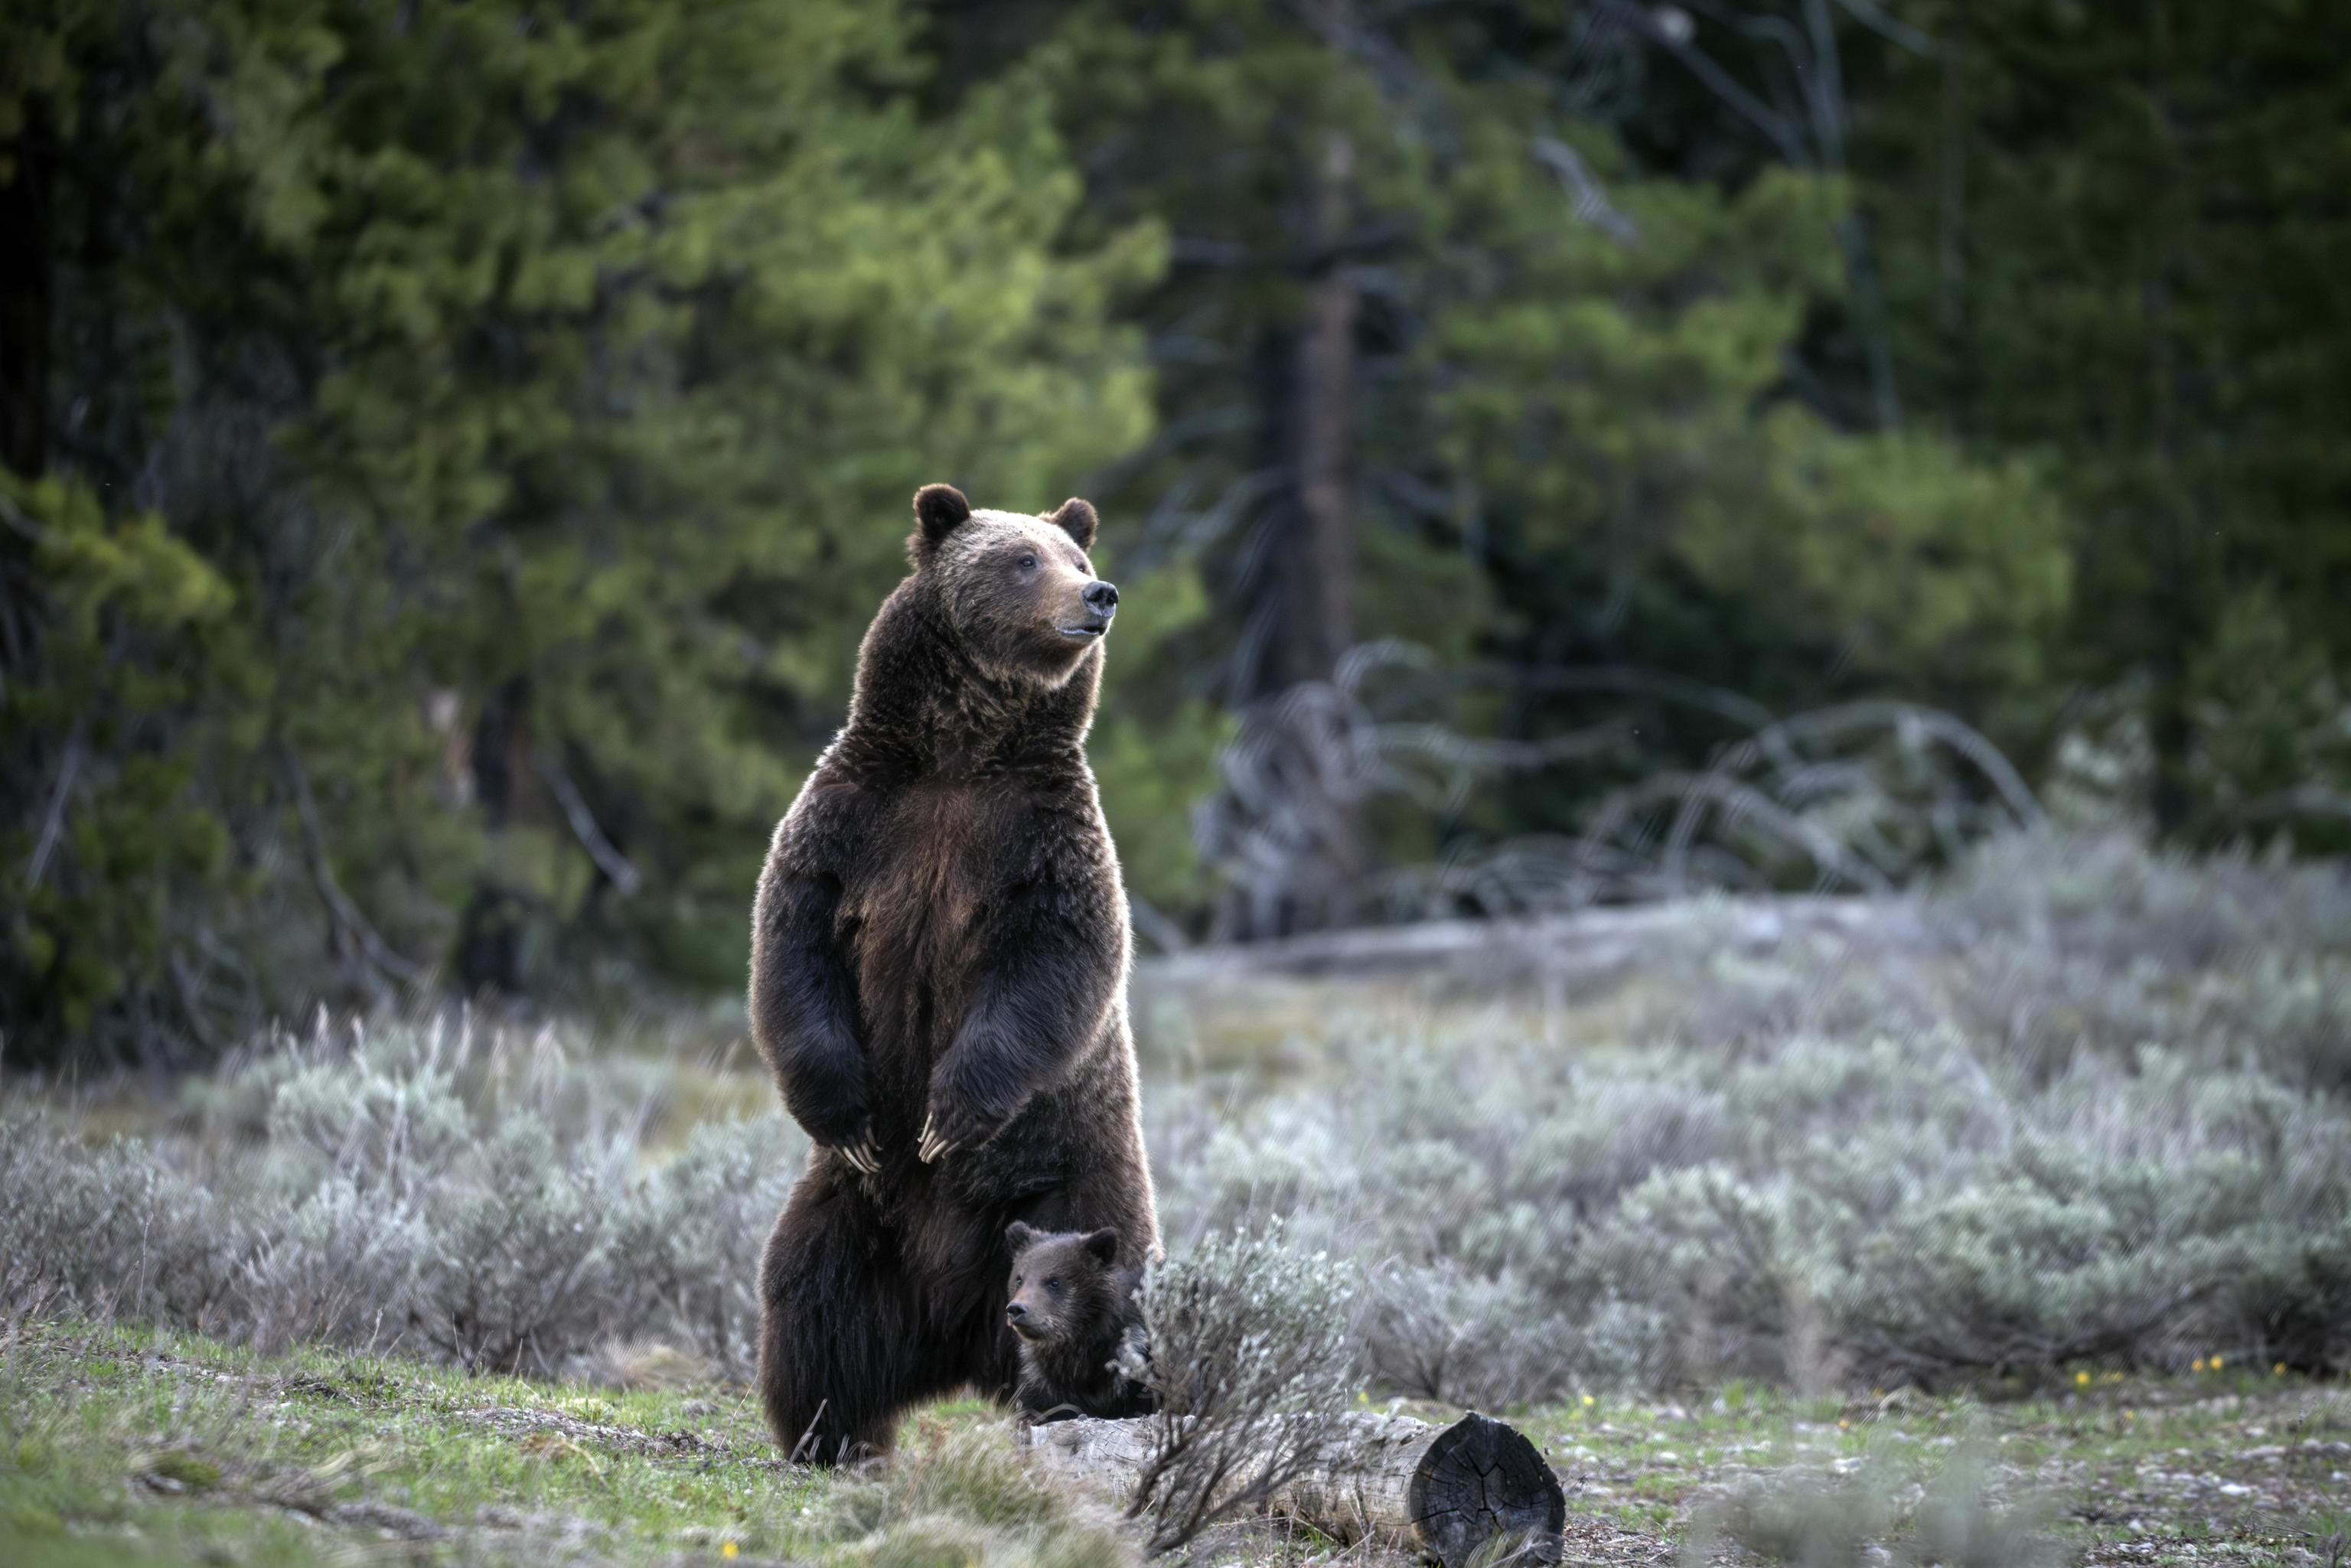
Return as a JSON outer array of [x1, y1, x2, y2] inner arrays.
[[1058, 579, 1119, 643]]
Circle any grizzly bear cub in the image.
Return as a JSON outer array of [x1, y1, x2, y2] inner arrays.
[[1004, 1221, 1156, 1421]]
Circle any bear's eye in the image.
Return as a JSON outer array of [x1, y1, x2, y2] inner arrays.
[[1018, 552, 1038, 571], [1012, 1276, 1023, 1287], [1045, 1276, 1061, 1292]]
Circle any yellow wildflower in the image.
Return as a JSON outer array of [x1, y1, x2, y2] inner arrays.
[[2274, 1362, 2287, 1377], [722, 1544, 739, 1560], [2074, 1370, 2090, 1387]]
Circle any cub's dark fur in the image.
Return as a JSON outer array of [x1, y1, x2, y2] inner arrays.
[[751, 483, 1159, 1461], [1004, 1221, 1154, 1422]]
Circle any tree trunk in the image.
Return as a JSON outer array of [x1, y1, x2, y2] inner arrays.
[[1016, 1410, 1566, 1568], [0, 114, 53, 480], [2141, 37, 2206, 842], [457, 675, 535, 997], [1273, 123, 1358, 695]]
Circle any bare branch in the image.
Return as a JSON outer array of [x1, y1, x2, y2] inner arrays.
[[1531, 137, 1640, 245], [533, 751, 642, 897], [282, 742, 424, 990], [1598, 0, 1812, 167], [23, 725, 83, 890], [1828, 0, 1948, 57]]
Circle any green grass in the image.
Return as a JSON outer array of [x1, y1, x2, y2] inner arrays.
[[0, 1320, 1132, 1568], [8, 1322, 2344, 1566], [1510, 1374, 2351, 1565]]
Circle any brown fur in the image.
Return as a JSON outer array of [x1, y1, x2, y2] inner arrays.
[[749, 484, 1155, 1461], [1004, 1221, 1154, 1422]]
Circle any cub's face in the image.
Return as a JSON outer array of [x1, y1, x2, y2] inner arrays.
[[910, 485, 1117, 687], [1003, 1221, 1121, 1345]]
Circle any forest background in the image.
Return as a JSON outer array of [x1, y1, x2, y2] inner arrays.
[[5, 0, 2348, 1070]]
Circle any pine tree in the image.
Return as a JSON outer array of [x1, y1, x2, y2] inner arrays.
[[2, 0, 1156, 1064], [1010, 0, 2071, 927], [1856, 0, 2351, 842]]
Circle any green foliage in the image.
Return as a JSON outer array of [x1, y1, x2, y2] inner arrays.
[[1435, 135, 2071, 701], [3, 0, 1159, 1062], [2187, 585, 2351, 831], [1, 471, 261, 1046], [1682, 416, 2069, 696], [1042, 8, 2080, 917], [1861, 0, 2351, 838], [1088, 555, 1230, 918], [10, 0, 2349, 1058], [1430, 155, 1841, 540]]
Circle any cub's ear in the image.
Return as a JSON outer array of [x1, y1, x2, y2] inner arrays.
[[1048, 497, 1098, 550], [1081, 1227, 1120, 1266], [911, 483, 973, 563], [1005, 1221, 1038, 1254]]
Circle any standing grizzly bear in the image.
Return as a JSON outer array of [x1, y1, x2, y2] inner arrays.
[[749, 482, 1159, 1462]]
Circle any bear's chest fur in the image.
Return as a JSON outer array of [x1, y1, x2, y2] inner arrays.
[[837, 781, 1017, 1105]]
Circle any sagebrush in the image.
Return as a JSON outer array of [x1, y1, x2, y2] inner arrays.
[[5, 833, 2349, 1411], [2, 1015, 804, 1380]]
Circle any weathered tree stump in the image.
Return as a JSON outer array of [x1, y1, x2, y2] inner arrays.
[[1015, 1410, 1566, 1566]]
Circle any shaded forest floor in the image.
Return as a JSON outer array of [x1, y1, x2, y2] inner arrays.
[[5, 1321, 2347, 1566]]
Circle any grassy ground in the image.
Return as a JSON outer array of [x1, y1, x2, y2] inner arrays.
[[5, 1321, 2347, 1566], [1529, 1375, 2351, 1566], [0, 1319, 1148, 1568]]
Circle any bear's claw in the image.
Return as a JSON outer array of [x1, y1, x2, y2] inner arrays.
[[840, 1133, 881, 1174], [917, 1114, 957, 1164]]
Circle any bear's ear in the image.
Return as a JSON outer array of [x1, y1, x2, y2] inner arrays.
[[1006, 1221, 1037, 1254], [1081, 1227, 1119, 1266], [911, 484, 973, 563], [1048, 497, 1097, 550]]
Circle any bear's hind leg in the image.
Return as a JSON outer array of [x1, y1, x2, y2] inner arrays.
[[758, 1172, 943, 1462]]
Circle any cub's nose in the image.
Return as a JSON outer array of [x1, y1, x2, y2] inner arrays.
[[1005, 1302, 1027, 1322], [1082, 580, 1119, 615]]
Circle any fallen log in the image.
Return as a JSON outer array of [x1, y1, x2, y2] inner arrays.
[[1015, 1410, 1566, 1566], [1136, 894, 1935, 986]]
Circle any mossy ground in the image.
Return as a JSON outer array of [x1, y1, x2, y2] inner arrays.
[[5, 1322, 2346, 1566]]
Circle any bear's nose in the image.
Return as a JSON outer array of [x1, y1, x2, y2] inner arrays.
[[1082, 580, 1119, 615], [1005, 1302, 1027, 1321]]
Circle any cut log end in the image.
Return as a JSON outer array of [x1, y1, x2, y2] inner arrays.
[[1409, 1413, 1567, 1568]]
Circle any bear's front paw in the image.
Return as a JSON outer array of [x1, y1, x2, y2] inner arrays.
[[833, 1126, 882, 1175], [915, 1096, 1012, 1164], [809, 1110, 879, 1173]]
